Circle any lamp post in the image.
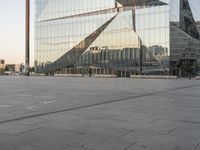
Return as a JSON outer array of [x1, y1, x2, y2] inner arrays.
[[25, 0, 30, 76]]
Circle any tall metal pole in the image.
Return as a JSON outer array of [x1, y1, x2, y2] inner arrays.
[[25, 0, 30, 76]]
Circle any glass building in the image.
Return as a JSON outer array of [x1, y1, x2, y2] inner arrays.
[[35, 0, 200, 77]]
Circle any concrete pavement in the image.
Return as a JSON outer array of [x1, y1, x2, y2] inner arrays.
[[0, 76, 200, 150]]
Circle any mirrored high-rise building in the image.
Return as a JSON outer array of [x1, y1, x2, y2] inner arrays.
[[34, 0, 200, 76]]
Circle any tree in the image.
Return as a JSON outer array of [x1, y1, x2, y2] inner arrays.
[[0, 68, 4, 73], [28, 67, 35, 72], [4, 66, 9, 71]]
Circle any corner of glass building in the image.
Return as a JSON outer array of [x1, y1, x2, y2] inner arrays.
[[34, 0, 200, 77], [169, 0, 200, 76]]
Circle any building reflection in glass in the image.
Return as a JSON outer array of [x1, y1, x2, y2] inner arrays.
[[34, 0, 200, 76]]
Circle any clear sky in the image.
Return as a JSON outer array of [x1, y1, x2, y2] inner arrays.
[[0, 0, 34, 65]]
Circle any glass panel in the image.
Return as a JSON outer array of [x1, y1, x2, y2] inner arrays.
[[37, 0, 115, 21], [35, 0, 173, 75]]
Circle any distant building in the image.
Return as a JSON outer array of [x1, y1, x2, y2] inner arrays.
[[0, 59, 5, 69], [5, 64, 22, 73]]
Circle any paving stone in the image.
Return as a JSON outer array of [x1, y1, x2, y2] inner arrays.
[[0, 76, 200, 149]]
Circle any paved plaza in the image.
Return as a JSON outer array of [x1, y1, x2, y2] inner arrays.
[[0, 76, 200, 150]]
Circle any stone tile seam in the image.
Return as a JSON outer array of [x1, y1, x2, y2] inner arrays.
[[0, 84, 199, 125]]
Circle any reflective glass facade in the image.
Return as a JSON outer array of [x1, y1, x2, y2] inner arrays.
[[35, 0, 200, 76]]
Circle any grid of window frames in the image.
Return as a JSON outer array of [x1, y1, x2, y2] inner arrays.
[[35, 0, 171, 76]]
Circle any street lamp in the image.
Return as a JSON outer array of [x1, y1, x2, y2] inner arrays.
[[25, 0, 30, 76]]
